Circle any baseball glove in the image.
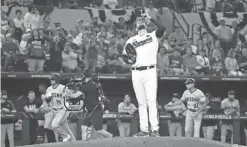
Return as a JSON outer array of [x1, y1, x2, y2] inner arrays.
[[123, 43, 137, 64]]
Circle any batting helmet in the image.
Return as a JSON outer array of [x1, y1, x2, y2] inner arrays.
[[50, 73, 61, 83]]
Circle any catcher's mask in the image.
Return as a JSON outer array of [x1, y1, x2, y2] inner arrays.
[[64, 88, 85, 112], [136, 17, 147, 31]]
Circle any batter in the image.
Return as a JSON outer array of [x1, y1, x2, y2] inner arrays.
[[45, 73, 76, 142], [122, 13, 166, 137]]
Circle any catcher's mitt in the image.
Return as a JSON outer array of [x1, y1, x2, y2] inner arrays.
[[123, 43, 136, 64]]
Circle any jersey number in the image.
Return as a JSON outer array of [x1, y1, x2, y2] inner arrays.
[[193, 104, 199, 109]]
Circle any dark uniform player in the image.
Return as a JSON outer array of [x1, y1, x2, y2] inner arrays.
[[23, 91, 42, 145], [201, 94, 222, 140], [1, 90, 16, 147], [68, 69, 113, 140]]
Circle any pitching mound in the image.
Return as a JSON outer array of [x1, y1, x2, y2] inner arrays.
[[20, 137, 233, 147]]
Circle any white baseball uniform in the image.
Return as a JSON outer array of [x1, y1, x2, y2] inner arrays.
[[181, 89, 206, 137], [46, 84, 76, 141], [123, 30, 159, 133]]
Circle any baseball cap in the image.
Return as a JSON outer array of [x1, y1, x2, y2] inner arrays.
[[173, 93, 180, 98], [185, 78, 195, 84], [228, 90, 235, 95], [77, 18, 83, 23], [218, 17, 226, 21]]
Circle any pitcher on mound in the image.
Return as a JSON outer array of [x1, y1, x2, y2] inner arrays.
[[122, 13, 166, 137]]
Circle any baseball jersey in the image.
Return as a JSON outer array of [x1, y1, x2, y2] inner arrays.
[[221, 98, 240, 115], [46, 84, 65, 109], [167, 101, 186, 122], [123, 30, 159, 67], [181, 89, 206, 111]]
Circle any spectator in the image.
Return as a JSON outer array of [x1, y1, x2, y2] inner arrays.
[[45, 34, 64, 72], [62, 42, 82, 73], [106, 53, 123, 74], [91, 17, 101, 33], [84, 42, 98, 72], [210, 39, 225, 59], [19, 30, 32, 55], [232, 0, 245, 12], [195, 49, 211, 75], [202, 94, 221, 140], [118, 94, 137, 137], [157, 46, 170, 75], [213, 17, 233, 54], [224, 49, 243, 76], [69, 28, 81, 46], [1, 90, 16, 147], [210, 49, 225, 76], [8, 19, 23, 43], [98, 34, 109, 58], [1, 33, 19, 71], [96, 53, 106, 73], [40, 20, 53, 42], [220, 90, 240, 144], [114, 17, 127, 36], [182, 47, 198, 75], [24, 91, 42, 145], [1, 11, 9, 32], [238, 48, 247, 74], [200, 36, 211, 57], [24, 6, 40, 30], [168, 26, 185, 48], [169, 47, 184, 75], [115, 32, 125, 47], [145, 1, 161, 20], [103, 0, 118, 9], [13, 9, 25, 30], [186, 38, 197, 55], [26, 29, 46, 72], [75, 18, 84, 34]]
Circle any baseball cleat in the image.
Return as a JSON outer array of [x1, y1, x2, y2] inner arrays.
[[133, 131, 149, 137], [63, 135, 71, 142], [150, 130, 160, 137]]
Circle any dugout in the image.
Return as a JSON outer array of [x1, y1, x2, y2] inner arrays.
[[1, 73, 247, 146]]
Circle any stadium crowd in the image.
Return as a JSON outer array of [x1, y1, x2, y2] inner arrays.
[[1, 1, 247, 76]]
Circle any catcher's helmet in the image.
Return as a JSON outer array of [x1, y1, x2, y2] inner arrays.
[[83, 69, 93, 78], [50, 73, 61, 83]]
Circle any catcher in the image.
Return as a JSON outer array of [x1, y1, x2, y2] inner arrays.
[[164, 93, 186, 137]]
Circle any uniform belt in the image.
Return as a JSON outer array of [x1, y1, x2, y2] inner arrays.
[[132, 65, 155, 71], [188, 108, 198, 112]]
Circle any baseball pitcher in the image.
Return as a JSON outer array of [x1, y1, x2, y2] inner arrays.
[[164, 93, 186, 137], [45, 73, 76, 142], [122, 12, 166, 137], [220, 90, 240, 144], [167, 78, 207, 137]]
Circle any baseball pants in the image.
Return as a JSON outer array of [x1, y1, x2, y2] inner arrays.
[[43, 111, 56, 143], [185, 111, 203, 137], [132, 67, 159, 132], [1, 123, 14, 147], [203, 126, 215, 140], [221, 123, 233, 144], [51, 109, 76, 141], [118, 122, 131, 137], [168, 122, 182, 137], [244, 128, 247, 145]]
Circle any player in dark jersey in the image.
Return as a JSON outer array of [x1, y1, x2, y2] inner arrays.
[[67, 69, 113, 140]]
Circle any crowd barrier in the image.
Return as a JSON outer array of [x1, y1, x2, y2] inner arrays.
[[1, 112, 247, 146]]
